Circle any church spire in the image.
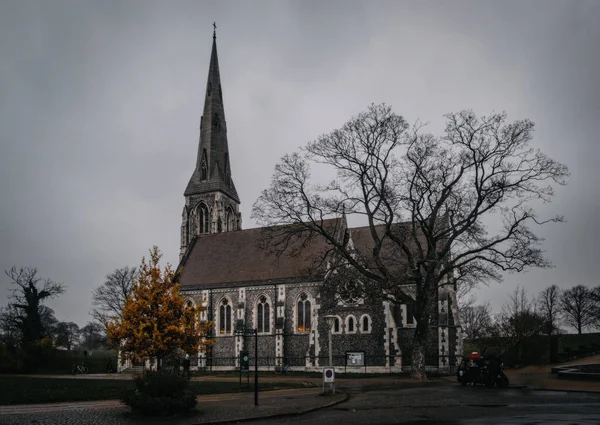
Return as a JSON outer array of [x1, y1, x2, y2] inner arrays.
[[184, 24, 239, 203]]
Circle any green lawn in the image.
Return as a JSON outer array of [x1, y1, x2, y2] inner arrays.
[[0, 376, 307, 405]]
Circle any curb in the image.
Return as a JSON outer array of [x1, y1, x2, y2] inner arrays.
[[196, 393, 350, 425], [531, 387, 600, 394]]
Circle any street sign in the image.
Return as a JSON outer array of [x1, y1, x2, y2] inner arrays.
[[323, 367, 335, 383]]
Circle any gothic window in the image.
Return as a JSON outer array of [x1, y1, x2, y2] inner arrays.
[[332, 316, 342, 334], [256, 295, 270, 333], [213, 113, 220, 131], [201, 149, 208, 180], [219, 298, 232, 335], [296, 293, 311, 333], [361, 315, 371, 333], [346, 315, 357, 334], [226, 207, 235, 231], [207, 83, 212, 96], [198, 203, 210, 234]]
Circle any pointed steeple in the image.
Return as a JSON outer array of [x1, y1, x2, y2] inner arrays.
[[184, 25, 239, 203]]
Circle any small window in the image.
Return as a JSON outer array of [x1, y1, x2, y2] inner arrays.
[[200, 149, 208, 180], [345, 315, 357, 334], [334, 318, 340, 333], [361, 315, 371, 333], [198, 203, 210, 234], [225, 207, 235, 232]]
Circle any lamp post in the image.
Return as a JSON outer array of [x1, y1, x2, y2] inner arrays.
[[324, 315, 336, 368]]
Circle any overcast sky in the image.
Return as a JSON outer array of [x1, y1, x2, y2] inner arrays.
[[1, 0, 599, 327]]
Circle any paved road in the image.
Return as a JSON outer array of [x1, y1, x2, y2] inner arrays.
[[257, 381, 600, 425]]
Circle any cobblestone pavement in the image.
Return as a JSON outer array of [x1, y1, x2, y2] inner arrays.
[[0, 387, 347, 425], [2, 370, 597, 424]]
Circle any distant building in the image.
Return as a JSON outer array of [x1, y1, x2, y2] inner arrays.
[[177, 29, 462, 372]]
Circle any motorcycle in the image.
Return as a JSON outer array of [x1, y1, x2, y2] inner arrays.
[[457, 347, 509, 388]]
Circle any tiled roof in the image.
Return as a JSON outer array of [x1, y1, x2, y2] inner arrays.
[[177, 219, 342, 290], [178, 219, 430, 290]]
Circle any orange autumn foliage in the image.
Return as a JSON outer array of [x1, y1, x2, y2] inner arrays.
[[107, 246, 212, 362]]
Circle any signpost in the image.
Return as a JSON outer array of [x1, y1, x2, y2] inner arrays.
[[235, 328, 258, 406], [323, 367, 335, 394], [239, 350, 250, 389]]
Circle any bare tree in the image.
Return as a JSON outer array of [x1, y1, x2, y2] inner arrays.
[[592, 286, 600, 328], [252, 104, 569, 379], [91, 266, 138, 328], [536, 285, 562, 335], [4, 266, 65, 346], [497, 285, 545, 341], [560, 285, 596, 334], [456, 280, 478, 318], [461, 303, 493, 340]]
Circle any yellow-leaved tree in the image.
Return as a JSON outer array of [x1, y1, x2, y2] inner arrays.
[[107, 246, 211, 368]]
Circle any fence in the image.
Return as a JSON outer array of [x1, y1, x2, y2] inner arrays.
[[191, 354, 460, 375]]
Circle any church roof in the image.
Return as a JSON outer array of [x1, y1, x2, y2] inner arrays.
[[177, 219, 343, 290], [177, 217, 435, 290]]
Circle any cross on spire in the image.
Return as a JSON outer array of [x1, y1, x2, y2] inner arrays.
[[213, 21, 217, 39]]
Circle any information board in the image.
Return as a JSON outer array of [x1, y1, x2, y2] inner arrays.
[[346, 351, 365, 366]]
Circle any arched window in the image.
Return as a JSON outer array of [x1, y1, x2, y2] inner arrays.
[[200, 149, 208, 180], [225, 207, 235, 232], [334, 317, 341, 334], [361, 315, 371, 333], [219, 298, 232, 335], [296, 293, 311, 333], [198, 203, 210, 234], [346, 315, 357, 334], [256, 295, 270, 333]]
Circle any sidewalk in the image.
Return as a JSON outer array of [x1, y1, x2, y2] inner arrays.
[[0, 388, 348, 425]]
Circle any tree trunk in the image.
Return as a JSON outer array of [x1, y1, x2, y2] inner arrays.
[[411, 315, 430, 381]]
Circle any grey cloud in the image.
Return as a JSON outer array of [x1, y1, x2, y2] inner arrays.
[[1, 0, 598, 324]]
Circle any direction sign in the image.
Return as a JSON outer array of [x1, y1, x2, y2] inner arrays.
[[323, 367, 335, 383]]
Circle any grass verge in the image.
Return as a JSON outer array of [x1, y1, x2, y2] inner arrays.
[[0, 376, 307, 405]]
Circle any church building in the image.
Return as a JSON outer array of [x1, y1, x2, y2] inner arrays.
[[177, 29, 462, 372]]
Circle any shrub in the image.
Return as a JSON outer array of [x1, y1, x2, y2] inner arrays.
[[122, 371, 197, 416]]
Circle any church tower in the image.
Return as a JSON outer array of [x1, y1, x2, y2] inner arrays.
[[180, 26, 241, 259]]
